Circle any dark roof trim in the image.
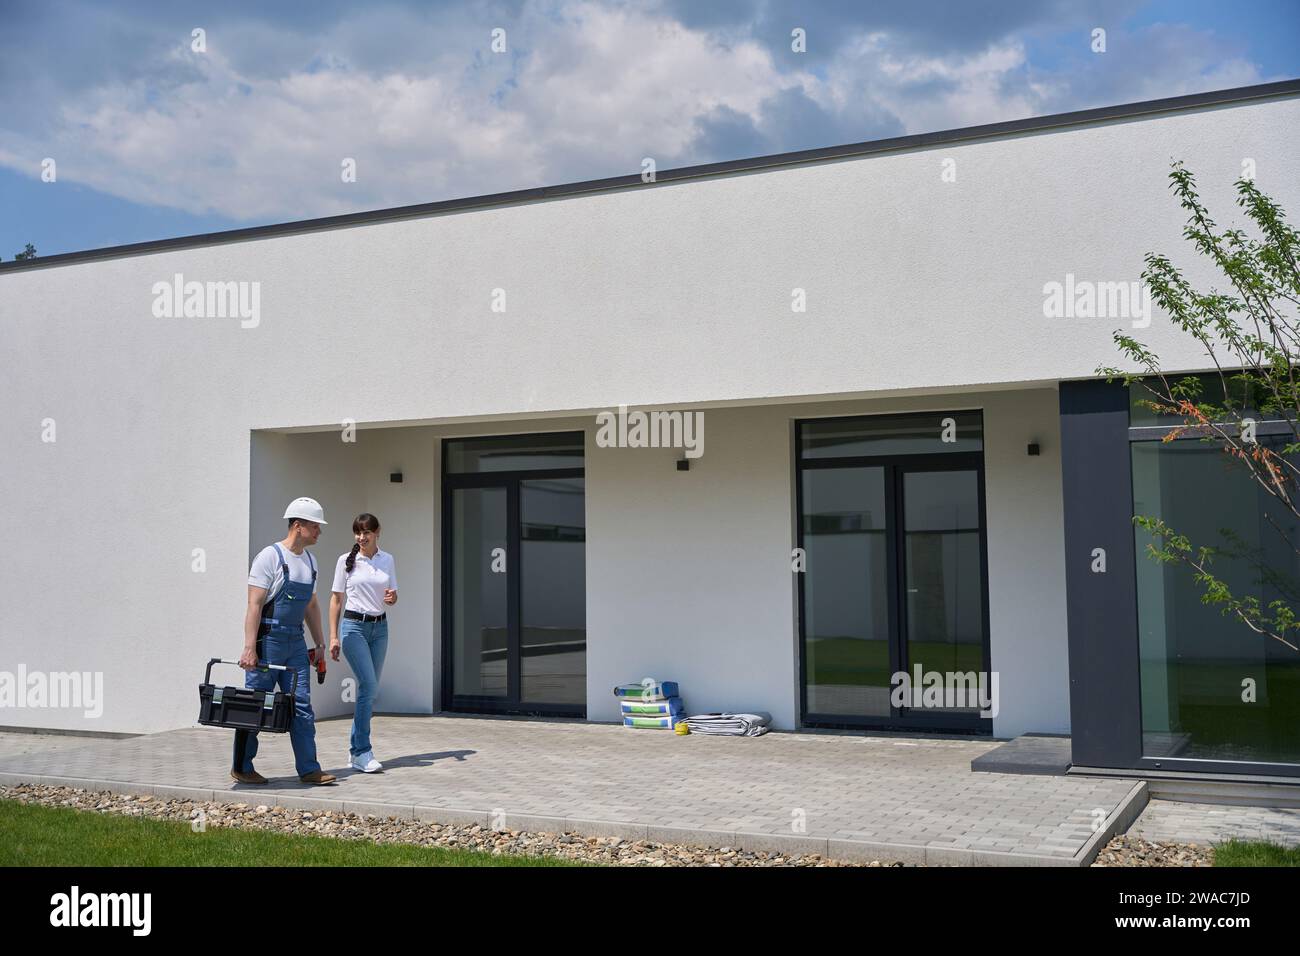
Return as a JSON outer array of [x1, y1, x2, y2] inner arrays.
[[4, 78, 1298, 275]]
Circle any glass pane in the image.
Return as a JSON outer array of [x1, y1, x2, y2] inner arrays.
[[446, 433, 584, 473], [1133, 438, 1300, 764], [451, 487, 508, 697], [1128, 372, 1269, 427], [903, 470, 986, 714], [801, 411, 982, 460], [521, 478, 586, 706], [802, 467, 891, 717]]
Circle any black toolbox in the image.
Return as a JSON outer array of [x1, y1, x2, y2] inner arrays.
[[198, 658, 296, 733]]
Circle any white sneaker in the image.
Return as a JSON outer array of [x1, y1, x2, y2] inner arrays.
[[350, 751, 383, 773]]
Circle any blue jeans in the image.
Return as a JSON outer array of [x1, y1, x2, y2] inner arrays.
[[341, 617, 388, 757], [232, 632, 321, 778]]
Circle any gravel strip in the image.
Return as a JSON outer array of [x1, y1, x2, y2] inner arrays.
[[1091, 835, 1215, 867], [1, 784, 908, 867], [10, 784, 1219, 867]]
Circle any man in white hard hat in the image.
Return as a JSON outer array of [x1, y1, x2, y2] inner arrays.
[[232, 497, 336, 785]]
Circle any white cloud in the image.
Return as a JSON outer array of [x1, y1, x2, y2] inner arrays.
[[0, 3, 1276, 223], [0, 1, 809, 221], [825, 34, 1042, 134]]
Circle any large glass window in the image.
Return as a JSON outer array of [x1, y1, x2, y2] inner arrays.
[[797, 411, 990, 731], [801, 411, 982, 459], [520, 477, 587, 705], [1132, 434, 1300, 765], [444, 432, 586, 716], [1127, 370, 1289, 428], [903, 469, 985, 713], [450, 487, 508, 698], [801, 466, 891, 717], [446, 433, 584, 473]]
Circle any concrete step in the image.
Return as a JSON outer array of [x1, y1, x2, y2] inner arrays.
[[1148, 779, 1300, 809], [1071, 766, 1300, 808]]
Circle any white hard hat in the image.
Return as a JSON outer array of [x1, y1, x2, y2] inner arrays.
[[283, 496, 328, 525]]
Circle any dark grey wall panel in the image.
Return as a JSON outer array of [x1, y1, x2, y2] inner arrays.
[[1059, 380, 1142, 768]]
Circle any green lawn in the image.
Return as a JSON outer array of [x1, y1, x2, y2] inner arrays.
[[9, 796, 1294, 869], [807, 636, 986, 688], [0, 800, 584, 867], [1213, 839, 1300, 866]]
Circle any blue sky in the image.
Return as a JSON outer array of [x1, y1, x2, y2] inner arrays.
[[2, 0, 1297, 258]]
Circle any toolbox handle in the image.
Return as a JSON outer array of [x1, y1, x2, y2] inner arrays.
[[204, 657, 297, 697]]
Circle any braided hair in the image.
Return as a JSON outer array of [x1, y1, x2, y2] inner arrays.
[[346, 513, 381, 573]]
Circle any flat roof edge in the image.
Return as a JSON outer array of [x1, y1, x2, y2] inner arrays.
[[3, 77, 1298, 276]]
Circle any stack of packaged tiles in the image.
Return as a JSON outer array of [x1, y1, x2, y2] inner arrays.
[[614, 680, 683, 729]]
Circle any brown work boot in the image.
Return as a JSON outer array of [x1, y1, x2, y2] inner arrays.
[[230, 769, 268, 785], [299, 770, 336, 785]]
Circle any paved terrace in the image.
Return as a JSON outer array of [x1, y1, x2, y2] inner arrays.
[[0, 716, 1147, 866], [1129, 799, 1300, 848]]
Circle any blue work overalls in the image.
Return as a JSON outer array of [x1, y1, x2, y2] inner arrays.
[[232, 544, 322, 778]]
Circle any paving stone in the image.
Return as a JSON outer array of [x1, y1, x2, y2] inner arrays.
[[0, 717, 1148, 865], [1130, 799, 1300, 848]]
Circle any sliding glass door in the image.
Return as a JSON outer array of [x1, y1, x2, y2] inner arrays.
[[901, 466, 987, 716], [797, 412, 991, 732], [800, 465, 893, 718], [450, 486, 509, 699], [444, 433, 586, 716], [520, 477, 587, 706]]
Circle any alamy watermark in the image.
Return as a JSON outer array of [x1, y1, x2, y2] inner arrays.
[[1042, 273, 1152, 328], [595, 404, 704, 458], [0, 665, 103, 719], [152, 273, 260, 328], [890, 665, 998, 719], [50, 886, 150, 936]]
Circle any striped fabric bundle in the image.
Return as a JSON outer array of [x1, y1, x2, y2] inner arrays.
[[681, 712, 772, 737]]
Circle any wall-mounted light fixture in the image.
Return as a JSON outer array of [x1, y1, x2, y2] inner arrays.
[[1027, 443, 1041, 457], [390, 472, 403, 483]]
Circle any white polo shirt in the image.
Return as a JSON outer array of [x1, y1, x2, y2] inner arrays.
[[332, 549, 398, 616], [248, 545, 317, 600]]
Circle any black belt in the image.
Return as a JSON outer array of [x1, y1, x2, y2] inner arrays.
[[344, 610, 386, 622]]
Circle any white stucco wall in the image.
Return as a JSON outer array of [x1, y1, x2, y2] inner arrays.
[[0, 91, 1294, 735], [241, 389, 1064, 739], [584, 389, 1069, 737]]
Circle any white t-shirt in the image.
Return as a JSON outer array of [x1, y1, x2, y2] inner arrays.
[[248, 544, 317, 602], [332, 549, 397, 615]]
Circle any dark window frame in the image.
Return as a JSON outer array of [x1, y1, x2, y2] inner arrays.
[[795, 411, 993, 734], [442, 432, 587, 719], [1126, 397, 1300, 776]]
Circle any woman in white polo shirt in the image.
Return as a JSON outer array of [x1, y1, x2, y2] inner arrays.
[[328, 513, 397, 773]]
